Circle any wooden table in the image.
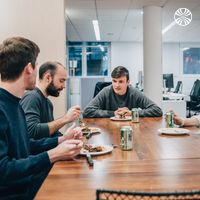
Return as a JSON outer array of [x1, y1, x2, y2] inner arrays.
[[35, 117, 200, 200]]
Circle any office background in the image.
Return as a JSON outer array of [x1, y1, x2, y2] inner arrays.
[[0, 0, 199, 121]]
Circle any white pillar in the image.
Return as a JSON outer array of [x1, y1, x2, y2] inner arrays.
[[143, 6, 162, 107], [0, 0, 66, 121]]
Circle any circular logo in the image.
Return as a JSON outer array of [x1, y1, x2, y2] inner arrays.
[[174, 8, 192, 26]]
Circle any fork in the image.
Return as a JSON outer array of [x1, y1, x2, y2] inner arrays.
[[78, 111, 88, 127]]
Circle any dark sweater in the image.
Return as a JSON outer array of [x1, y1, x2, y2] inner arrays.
[[20, 88, 61, 139], [0, 88, 58, 199], [83, 85, 163, 118]]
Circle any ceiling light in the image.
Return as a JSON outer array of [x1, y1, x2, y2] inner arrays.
[[92, 20, 101, 41], [162, 21, 176, 34]]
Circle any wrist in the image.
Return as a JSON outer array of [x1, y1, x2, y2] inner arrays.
[[48, 148, 60, 163], [180, 117, 185, 127], [58, 136, 65, 144], [62, 116, 70, 124]]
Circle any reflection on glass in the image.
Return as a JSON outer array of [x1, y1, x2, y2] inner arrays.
[[68, 47, 82, 76], [183, 48, 200, 74], [68, 42, 110, 77], [86, 46, 108, 76]]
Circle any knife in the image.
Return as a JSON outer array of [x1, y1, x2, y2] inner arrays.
[[86, 151, 94, 166]]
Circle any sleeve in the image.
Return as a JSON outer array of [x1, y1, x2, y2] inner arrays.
[[192, 115, 200, 127], [29, 137, 58, 154], [133, 90, 163, 117], [0, 111, 51, 184], [83, 89, 114, 118], [20, 92, 50, 139]]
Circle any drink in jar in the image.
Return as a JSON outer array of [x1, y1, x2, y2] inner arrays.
[[165, 111, 174, 128], [120, 126, 133, 150], [131, 108, 139, 123]]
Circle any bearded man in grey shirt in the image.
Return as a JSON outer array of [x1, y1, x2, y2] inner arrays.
[[20, 61, 81, 139], [83, 66, 163, 118]]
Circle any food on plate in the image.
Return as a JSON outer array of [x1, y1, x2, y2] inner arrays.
[[116, 115, 130, 119], [117, 114, 126, 119], [83, 144, 104, 152], [81, 127, 90, 132], [81, 127, 100, 133]]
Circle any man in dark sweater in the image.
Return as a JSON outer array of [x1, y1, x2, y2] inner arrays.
[[0, 37, 82, 200], [20, 61, 80, 139], [83, 66, 162, 118]]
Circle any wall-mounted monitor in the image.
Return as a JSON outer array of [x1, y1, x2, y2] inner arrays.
[[163, 73, 174, 92]]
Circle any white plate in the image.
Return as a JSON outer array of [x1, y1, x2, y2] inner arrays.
[[80, 144, 113, 156], [110, 116, 132, 121], [158, 128, 190, 135]]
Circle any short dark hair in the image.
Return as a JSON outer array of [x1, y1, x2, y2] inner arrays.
[[39, 61, 64, 80], [0, 37, 40, 81], [111, 66, 129, 81]]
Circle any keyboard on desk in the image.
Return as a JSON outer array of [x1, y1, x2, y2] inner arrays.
[[163, 97, 170, 100], [163, 92, 186, 100]]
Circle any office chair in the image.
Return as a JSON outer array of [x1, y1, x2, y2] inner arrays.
[[187, 79, 200, 117], [174, 81, 183, 93], [96, 189, 200, 200], [93, 82, 112, 98]]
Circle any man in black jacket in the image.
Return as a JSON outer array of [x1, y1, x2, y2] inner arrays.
[[0, 37, 82, 200]]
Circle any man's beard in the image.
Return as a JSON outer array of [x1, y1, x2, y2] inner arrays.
[[46, 81, 61, 97]]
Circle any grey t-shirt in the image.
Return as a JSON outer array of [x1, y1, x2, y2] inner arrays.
[[20, 88, 61, 139], [83, 85, 163, 118]]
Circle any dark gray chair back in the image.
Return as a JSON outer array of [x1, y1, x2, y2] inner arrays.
[[93, 82, 112, 98], [96, 189, 200, 200]]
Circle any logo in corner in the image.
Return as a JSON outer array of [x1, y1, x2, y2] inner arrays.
[[174, 8, 192, 26]]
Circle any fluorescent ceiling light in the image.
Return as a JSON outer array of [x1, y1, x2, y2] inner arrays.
[[92, 20, 101, 41], [162, 21, 176, 34]]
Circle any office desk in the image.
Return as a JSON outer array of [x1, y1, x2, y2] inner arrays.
[[162, 100, 186, 117], [36, 118, 200, 200], [162, 92, 188, 117], [163, 92, 187, 100]]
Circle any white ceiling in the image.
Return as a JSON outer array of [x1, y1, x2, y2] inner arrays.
[[65, 0, 200, 42]]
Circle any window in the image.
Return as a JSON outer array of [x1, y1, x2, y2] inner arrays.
[[68, 46, 82, 76], [86, 46, 108, 76], [183, 48, 200, 74], [68, 42, 110, 77]]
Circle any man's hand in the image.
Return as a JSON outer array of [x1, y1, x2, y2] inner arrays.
[[167, 110, 183, 126], [48, 139, 83, 163], [58, 123, 83, 144], [64, 105, 81, 123], [114, 107, 131, 117], [64, 123, 83, 140]]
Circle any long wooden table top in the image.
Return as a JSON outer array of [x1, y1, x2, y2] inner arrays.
[[35, 117, 200, 199]]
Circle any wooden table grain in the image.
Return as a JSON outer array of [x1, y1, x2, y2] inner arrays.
[[35, 117, 200, 200]]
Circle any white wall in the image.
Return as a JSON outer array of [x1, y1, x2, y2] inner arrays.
[[111, 42, 199, 95], [0, 0, 66, 121], [111, 42, 143, 86]]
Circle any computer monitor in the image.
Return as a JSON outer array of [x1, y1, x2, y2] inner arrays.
[[163, 73, 174, 92], [174, 81, 183, 93]]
